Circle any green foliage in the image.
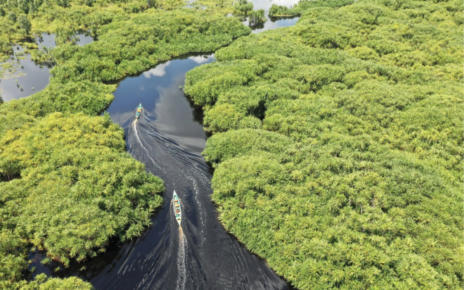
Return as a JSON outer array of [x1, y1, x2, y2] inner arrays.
[[55, 0, 69, 8], [234, 0, 252, 15], [146, 0, 156, 8], [50, 10, 250, 82], [0, 0, 146, 63], [21, 274, 94, 289], [18, 14, 31, 34], [0, 113, 164, 266], [0, 80, 115, 138], [185, 0, 464, 288], [249, 9, 265, 26], [8, 10, 16, 21], [269, 0, 355, 17], [0, 229, 28, 289], [18, 0, 29, 13]]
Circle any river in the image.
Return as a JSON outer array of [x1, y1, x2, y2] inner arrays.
[[4, 1, 301, 289]]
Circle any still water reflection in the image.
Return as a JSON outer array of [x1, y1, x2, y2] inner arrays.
[[244, 0, 300, 33], [106, 54, 215, 154], [0, 33, 94, 101]]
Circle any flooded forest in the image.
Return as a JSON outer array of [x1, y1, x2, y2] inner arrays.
[[0, 0, 462, 289]]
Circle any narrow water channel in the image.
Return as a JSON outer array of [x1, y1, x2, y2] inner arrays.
[[106, 54, 215, 155], [94, 86, 290, 290], [95, 54, 292, 290], [83, 9, 301, 287], [22, 1, 300, 288]]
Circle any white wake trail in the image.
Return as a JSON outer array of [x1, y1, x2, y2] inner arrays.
[[176, 227, 187, 290], [133, 120, 163, 171], [186, 175, 206, 247]]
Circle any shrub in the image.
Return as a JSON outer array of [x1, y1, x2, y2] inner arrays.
[[18, 14, 31, 34], [8, 11, 16, 22]]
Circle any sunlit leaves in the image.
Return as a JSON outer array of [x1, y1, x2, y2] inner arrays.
[[0, 113, 164, 268], [50, 10, 250, 83], [185, 0, 464, 288]]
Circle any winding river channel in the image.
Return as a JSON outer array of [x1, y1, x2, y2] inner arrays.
[[2, 1, 300, 289]]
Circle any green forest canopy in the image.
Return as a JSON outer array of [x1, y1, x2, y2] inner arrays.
[[0, 4, 249, 289], [0, 0, 237, 77], [0, 0, 191, 63], [184, 0, 463, 288], [269, 0, 354, 17]]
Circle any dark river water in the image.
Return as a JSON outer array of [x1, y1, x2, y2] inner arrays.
[[10, 2, 301, 289]]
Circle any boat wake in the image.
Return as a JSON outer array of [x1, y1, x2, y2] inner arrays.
[[176, 227, 187, 290], [133, 120, 163, 172]]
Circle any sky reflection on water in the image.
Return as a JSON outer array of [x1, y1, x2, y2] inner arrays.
[[106, 54, 215, 155], [0, 33, 94, 102], [243, 0, 300, 33]]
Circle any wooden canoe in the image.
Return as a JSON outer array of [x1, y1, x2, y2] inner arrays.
[[173, 191, 182, 226], [136, 103, 142, 119]]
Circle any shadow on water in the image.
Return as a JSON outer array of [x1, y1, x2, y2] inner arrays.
[[0, 32, 94, 102]]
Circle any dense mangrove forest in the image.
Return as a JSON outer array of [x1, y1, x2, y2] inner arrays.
[[184, 0, 464, 288], [0, 0, 250, 287], [0, 0, 463, 288]]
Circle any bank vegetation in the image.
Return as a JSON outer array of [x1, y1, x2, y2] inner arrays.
[[185, 0, 463, 288]]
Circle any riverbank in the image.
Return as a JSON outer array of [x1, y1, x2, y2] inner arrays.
[[184, 0, 464, 288], [0, 7, 250, 288]]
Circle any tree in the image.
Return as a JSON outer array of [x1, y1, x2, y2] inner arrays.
[[34, 0, 43, 7], [235, 0, 253, 15], [7, 11, 16, 22], [18, 15, 31, 34], [249, 9, 265, 26], [17, 0, 29, 13], [29, 2, 36, 14], [147, 0, 156, 8], [55, 0, 68, 8]]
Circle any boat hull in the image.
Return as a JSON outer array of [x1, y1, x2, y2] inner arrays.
[[173, 191, 182, 226], [136, 104, 142, 119]]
